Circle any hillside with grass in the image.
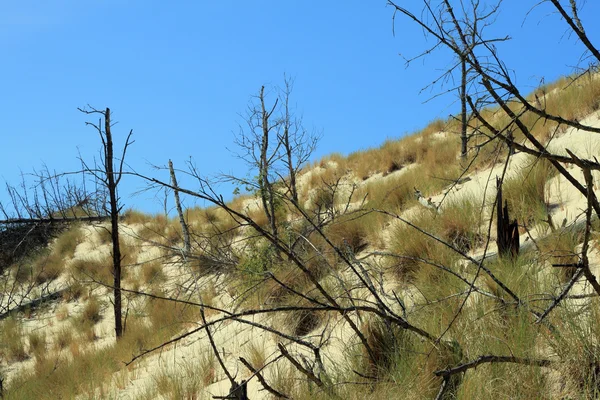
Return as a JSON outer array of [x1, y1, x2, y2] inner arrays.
[[0, 68, 599, 399]]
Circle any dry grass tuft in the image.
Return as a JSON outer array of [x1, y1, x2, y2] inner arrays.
[[153, 357, 213, 400], [146, 293, 197, 337], [122, 209, 153, 225], [70, 255, 113, 286], [28, 330, 47, 360], [539, 228, 582, 281], [326, 213, 371, 254], [53, 226, 84, 259], [31, 250, 64, 284], [80, 296, 103, 325], [502, 157, 557, 226], [141, 260, 166, 285], [438, 196, 484, 253], [0, 316, 28, 362], [54, 326, 74, 351]]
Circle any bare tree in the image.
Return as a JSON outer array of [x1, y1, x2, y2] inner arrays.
[[278, 76, 320, 205], [42, 2, 599, 397], [233, 86, 280, 239], [78, 106, 134, 339], [231, 79, 320, 239]]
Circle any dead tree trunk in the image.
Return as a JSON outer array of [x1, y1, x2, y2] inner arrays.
[[79, 106, 134, 339], [258, 86, 278, 240], [227, 382, 248, 400], [496, 177, 519, 259], [281, 80, 299, 205], [460, 56, 468, 158], [169, 159, 191, 256], [104, 108, 124, 338]]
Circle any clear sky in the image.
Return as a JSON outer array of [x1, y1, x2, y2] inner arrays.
[[1, 1, 599, 214]]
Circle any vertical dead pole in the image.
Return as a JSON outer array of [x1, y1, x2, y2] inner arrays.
[[282, 79, 298, 205], [496, 177, 519, 259], [104, 108, 123, 338], [169, 160, 190, 256], [79, 106, 133, 339], [259, 86, 279, 240], [460, 56, 468, 158]]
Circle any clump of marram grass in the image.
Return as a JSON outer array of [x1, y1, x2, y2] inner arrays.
[[502, 157, 557, 226], [80, 297, 102, 325], [52, 225, 84, 259], [70, 254, 116, 286], [244, 340, 267, 370], [546, 304, 600, 398], [11, 258, 34, 284], [284, 303, 322, 337], [389, 209, 458, 283], [186, 205, 220, 225], [63, 279, 85, 302], [438, 196, 484, 253], [54, 325, 74, 351], [361, 318, 407, 378], [141, 259, 166, 285], [530, 74, 600, 143], [348, 314, 462, 399], [122, 209, 153, 224], [152, 359, 210, 400], [538, 228, 582, 281], [120, 237, 141, 267], [9, 242, 70, 285], [359, 169, 419, 212], [135, 214, 170, 243], [31, 249, 64, 284], [0, 316, 28, 362], [305, 160, 346, 193], [345, 118, 449, 181], [113, 317, 154, 359], [95, 225, 113, 244], [28, 330, 47, 360], [325, 212, 371, 254], [146, 292, 197, 337], [71, 257, 110, 285], [311, 186, 336, 213], [55, 304, 69, 321], [453, 305, 550, 399]]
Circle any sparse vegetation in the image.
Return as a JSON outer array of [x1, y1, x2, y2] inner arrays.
[[80, 296, 103, 325], [27, 330, 46, 360], [503, 157, 557, 226], [71, 256, 113, 286], [1, 316, 28, 362], [2, 3, 600, 398]]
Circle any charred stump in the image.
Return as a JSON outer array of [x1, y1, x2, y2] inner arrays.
[[496, 177, 520, 259], [213, 381, 248, 400]]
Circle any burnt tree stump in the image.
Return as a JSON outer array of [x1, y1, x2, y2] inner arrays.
[[496, 177, 520, 259]]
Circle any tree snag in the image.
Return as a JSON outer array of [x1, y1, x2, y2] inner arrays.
[[78, 106, 134, 339], [496, 177, 519, 259], [169, 159, 191, 256]]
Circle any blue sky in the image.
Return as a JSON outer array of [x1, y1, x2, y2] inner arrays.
[[1, 1, 599, 214]]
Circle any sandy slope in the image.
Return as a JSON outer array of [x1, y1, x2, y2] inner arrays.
[[2, 112, 599, 399]]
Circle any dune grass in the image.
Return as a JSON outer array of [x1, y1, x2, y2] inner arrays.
[[502, 157, 557, 227], [0, 316, 28, 363], [2, 73, 600, 399]]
